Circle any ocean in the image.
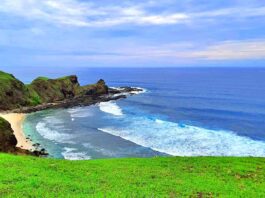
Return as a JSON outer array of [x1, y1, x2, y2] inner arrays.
[[15, 67, 265, 160]]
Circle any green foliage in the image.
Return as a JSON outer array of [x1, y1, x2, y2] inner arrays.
[[30, 75, 80, 103], [0, 154, 264, 197], [34, 77, 49, 81], [0, 71, 30, 110], [0, 118, 17, 152], [0, 70, 107, 110], [0, 117, 10, 130], [0, 72, 16, 91]]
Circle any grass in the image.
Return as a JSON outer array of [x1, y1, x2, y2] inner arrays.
[[0, 71, 16, 90], [33, 77, 49, 81], [0, 154, 264, 197]]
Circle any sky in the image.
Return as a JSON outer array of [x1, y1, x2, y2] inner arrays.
[[1, 0, 265, 68]]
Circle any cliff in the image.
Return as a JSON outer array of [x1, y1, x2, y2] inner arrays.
[[0, 71, 37, 110], [0, 117, 17, 152], [0, 71, 108, 111], [0, 117, 33, 155]]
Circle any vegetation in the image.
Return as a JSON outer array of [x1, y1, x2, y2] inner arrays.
[[29, 75, 80, 103], [0, 154, 264, 197], [0, 71, 108, 110], [0, 118, 17, 153], [0, 71, 30, 110]]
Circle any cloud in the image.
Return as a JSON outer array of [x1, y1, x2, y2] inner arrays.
[[0, 0, 189, 27], [1, 0, 265, 27], [193, 6, 265, 19], [189, 40, 265, 60], [35, 40, 265, 62], [123, 40, 265, 61], [75, 39, 265, 61]]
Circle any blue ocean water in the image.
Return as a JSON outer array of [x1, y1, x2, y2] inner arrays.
[[19, 68, 265, 159]]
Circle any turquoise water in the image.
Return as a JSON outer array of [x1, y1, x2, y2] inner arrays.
[[22, 68, 265, 159]]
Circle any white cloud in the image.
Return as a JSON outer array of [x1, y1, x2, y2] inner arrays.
[[1, 0, 265, 28], [75, 39, 265, 61], [140, 40, 265, 61], [43, 40, 265, 62], [193, 6, 265, 19], [189, 40, 265, 60], [0, 0, 189, 27]]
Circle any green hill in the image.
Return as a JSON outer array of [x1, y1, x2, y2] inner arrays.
[[0, 71, 108, 110], [0, 154, 264, 197]]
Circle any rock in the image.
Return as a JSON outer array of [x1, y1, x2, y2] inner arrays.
[[0, 117, 39, 156], [0, 117, 17, 152]]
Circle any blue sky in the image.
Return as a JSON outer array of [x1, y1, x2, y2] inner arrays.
[[1, 0, 265, 68]]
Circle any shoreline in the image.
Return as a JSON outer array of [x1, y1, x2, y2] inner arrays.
[[0, 113, 33, 151], [0, 87, 142, 155]]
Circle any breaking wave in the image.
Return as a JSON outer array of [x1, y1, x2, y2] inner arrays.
[[99, 101, 123, 116], [36, 122, 73, 144], [98, 117, 265, 157]]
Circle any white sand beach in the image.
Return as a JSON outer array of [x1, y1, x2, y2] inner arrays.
[[0, 113, 32, 150]]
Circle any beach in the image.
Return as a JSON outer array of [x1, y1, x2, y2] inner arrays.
[[0, 113, 32, 150]]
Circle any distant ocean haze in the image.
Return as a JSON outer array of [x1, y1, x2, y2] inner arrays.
[[19, 68, 265, 159]]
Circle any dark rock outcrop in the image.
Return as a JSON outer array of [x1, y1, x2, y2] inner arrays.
[[0, 117, 17, 152], [0, 117, 39, 155]]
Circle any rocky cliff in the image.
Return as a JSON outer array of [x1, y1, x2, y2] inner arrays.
[[0, 117, 17, 153], [0, 117, 34, 155], [0, 71, 109, 111]]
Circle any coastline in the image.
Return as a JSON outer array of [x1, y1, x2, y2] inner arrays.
[[0, 113, 33, 151]]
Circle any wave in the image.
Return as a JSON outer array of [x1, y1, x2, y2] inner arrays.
[[43, 116, 64, 125], [98, 101, 123, 116], [67, 107, 94, 118], [36, 122, 74, 144], [98, 117, 265, 157], [130, 87, 147, 95], [62, 147, 91, 160], [110, 86, 147, 95]]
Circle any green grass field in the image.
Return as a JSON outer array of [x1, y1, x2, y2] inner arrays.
[[0, 154, 264, 197]]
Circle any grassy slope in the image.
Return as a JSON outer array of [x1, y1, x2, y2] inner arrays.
[[0, 154, 264, 197]]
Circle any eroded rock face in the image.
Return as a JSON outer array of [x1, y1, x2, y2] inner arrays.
[[30, 75, 80, 103], [0, 117, 17, 152], [79, 79, 109, 96]]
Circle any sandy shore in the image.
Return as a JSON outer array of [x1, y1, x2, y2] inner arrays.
[[0, 113, 33, 150]]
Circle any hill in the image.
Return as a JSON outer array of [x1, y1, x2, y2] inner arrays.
[[0, 71, 108, 111]]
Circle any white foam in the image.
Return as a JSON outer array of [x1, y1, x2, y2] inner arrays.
[[98, 117, 265, 157], [62, 147, 91, 160], [155, 119, 165, 124], [130, 87, 147, 95], [36, 122, 74, 144], [98, 101, 123, 116], [111, 87, 147, 95], [68, 107, 93, 118], [44, 116, 64, 124]]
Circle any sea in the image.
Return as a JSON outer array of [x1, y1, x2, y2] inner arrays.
[[10, 67, 265, 160]]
